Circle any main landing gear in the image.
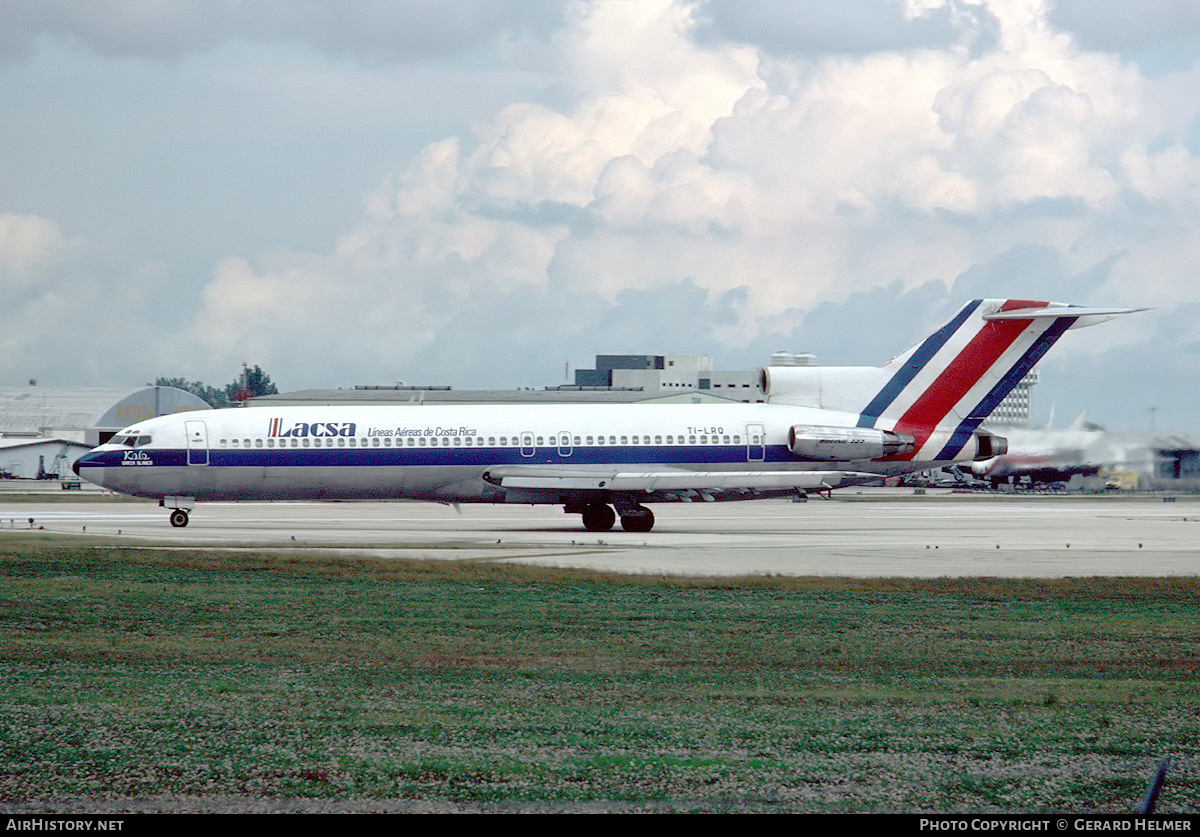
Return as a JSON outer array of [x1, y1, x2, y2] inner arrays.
[[572, 502, 655, 533]]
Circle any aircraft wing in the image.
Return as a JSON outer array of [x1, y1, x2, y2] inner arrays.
[[482, 465, 877, 493]]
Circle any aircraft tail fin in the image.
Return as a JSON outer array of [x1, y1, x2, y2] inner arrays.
[[764, 299, 1144, 460]]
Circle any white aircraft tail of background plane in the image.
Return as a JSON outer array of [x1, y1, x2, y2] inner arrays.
[[968, 411, 1138, 487], [74, 299, 1139, 532]]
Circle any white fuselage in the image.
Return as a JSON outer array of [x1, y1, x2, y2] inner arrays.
[[76, 402, 961, 504]]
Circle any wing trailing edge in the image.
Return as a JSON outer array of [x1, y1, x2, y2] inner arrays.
[[483, 466, 876, 492]]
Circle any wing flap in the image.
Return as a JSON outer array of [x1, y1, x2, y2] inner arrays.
[[484, 466, 874, 492]]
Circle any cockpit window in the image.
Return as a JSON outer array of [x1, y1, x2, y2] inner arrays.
[[113, 433, 151, 447]]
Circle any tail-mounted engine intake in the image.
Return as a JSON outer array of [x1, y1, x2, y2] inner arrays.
[[972, 429, 1007, 461], [788, 425, 915, 461]]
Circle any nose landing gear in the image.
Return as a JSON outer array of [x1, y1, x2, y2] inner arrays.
[[160, 496, 196, 528]]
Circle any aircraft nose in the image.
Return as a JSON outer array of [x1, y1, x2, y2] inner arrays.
[[72, 459, 80, 476]]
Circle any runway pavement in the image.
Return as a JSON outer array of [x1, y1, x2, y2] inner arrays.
[[3, 486, 1197, 577]]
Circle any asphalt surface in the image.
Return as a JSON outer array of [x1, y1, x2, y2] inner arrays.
[[3, 484, 1197, 577]]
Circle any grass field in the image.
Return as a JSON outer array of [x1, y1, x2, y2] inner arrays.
[[1, 536, 1197, 813]]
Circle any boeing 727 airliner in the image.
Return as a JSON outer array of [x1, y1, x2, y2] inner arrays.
[[74, 299, 1138, 531]]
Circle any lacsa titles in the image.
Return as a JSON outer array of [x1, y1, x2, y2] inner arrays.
[[268, 419, 357, 438]]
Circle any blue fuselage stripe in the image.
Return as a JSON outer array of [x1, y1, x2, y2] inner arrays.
[[79, 444, 799, 470]]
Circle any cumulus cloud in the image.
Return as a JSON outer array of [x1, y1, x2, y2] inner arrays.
[[0, 213, 179, 385], [0, 213, 77, 289], [169, 0, 1200, 425], [4, 0, 1198, 431]]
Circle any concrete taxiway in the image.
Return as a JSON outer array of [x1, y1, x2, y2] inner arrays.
[[3, 486, 1197, 577]]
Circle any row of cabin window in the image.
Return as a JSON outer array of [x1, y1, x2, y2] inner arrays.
[[217, 434, 746, 449]]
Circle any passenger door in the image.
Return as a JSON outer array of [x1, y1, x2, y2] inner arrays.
[[746, 423, 765, 462], [185, 420, 209, 466]]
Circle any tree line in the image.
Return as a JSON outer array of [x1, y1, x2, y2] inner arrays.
[[154, 365, 279, 409]]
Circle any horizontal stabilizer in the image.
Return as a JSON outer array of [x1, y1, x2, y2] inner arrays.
[[983, 306, 1149, 322], [484, 466, 875, 492]]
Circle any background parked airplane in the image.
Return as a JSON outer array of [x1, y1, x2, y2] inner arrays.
[[969, 411, 1109, 486]]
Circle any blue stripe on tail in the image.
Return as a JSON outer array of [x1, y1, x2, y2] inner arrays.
[[857, 299, 982, 428], [933, 316, 1077, 460]]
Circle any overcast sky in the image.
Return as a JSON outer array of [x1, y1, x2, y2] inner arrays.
[[2, 0, 1199, 433]]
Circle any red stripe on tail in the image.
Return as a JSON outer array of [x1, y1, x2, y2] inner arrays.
[[891, 300, 1047, 457]]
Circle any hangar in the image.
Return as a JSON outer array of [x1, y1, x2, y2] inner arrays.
[[1153, 435, 1200, 490], [0, 385, 211, 479], [0, 438, 91, 481]]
